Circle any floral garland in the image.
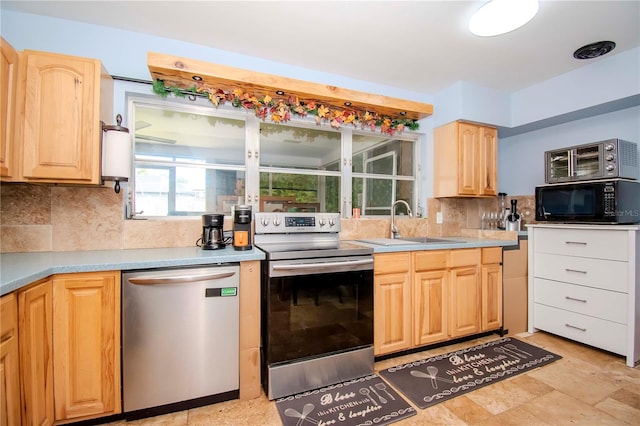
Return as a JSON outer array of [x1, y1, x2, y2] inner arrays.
[[152, 80, 419, 135]]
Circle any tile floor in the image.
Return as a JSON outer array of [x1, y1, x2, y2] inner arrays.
[[109, 332, 640, 425]]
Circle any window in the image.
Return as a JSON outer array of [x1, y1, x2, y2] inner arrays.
[[131, 99, 246, 216], [128, 95, 419, 217], [352, 134, 416, 216], [259, 123, 341, 213]]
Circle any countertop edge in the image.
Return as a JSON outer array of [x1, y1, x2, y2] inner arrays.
[[0, 246, 265, 296], [348, 238, 518, 253], [525, 223, 640, 230]]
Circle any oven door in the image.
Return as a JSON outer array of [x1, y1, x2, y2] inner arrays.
[[262, 256, 374, 365], [535, 181, 607, 222]]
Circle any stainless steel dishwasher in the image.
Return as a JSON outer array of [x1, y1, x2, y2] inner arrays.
[[122, 264, 240, 420]]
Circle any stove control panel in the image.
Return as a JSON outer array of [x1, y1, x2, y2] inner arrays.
[[255, 212, 340, 234]]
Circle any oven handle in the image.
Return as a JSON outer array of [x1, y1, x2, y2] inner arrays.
[[272, 258, 373, 272]]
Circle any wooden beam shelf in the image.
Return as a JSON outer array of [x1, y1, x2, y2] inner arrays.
[[147, 52, 433, 123]]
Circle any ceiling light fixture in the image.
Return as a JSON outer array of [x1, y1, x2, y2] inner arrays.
[[469, 0, 539, 37]]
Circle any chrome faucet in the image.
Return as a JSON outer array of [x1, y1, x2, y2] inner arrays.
[[390, 200, 413, 238]]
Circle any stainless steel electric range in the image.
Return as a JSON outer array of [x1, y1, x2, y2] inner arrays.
[[254, 212, 374, 400]]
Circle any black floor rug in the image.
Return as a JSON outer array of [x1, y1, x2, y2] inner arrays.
[[379, 337, 561, 409], [276, 374, 416, 426]]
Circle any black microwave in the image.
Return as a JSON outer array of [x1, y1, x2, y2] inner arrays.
[[535, 178, 640, 224]]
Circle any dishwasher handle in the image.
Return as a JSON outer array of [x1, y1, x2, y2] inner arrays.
[[128, 271, 236, 285]]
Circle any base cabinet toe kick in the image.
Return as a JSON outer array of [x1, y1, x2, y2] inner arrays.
[[528, 225, 640, 367]]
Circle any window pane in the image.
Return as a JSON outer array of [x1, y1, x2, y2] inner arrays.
[[352, 133, 416, 216], [259, 123, 341, 213], [135, 168, 170, 216], [175, 167, 205, 213], [353, 177, 415, 216], [260, 123, 341, 170], [134, 105, 246, 166], [352, 134, 414, 176], [132, 100, 246, 217], [260, 172, 340, 213]]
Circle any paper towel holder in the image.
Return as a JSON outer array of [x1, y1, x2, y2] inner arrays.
[[101, 114, 131, 193]]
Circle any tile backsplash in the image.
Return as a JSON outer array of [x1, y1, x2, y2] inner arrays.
[[1, 183, 532, 253]]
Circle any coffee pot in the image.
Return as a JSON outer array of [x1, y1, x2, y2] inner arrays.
[[200, 213, 225, 250], [232, 205, 252, 251]]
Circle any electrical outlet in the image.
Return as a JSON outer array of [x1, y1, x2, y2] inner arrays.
[[436, 212, 443, 224]]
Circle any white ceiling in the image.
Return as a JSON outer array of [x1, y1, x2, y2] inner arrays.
[[3, 0, 639, 95]]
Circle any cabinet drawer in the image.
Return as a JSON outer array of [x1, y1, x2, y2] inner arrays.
[[534, 278, 628, 324], [450, 248, 480, 268], [534, 228, 628, 261], [414, 250, 448, 272], [533, 303, 627, 356], [533, 253, 628, 293], [374, 252, 411, 275], [482, 247, 502, 264]]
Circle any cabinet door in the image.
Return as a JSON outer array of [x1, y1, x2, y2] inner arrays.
[[374, 272, 412, 356], [457, 122, 479, 195], [52, 271, 121, 421], [1, 293, 21, 426], [21, 51, 101, 183], [18, 279, 55, 426], [414, 270, 449, 346], [479, 126, 497, 195], [0, 37, 18, 179], [482, 263, 502, 331], [449, 266, 481, 338]]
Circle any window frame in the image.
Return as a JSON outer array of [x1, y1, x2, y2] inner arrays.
[[126, 92, 421, 218]]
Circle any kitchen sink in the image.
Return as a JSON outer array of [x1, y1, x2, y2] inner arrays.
[[397, 237, 459, 244], [355, 237, 459, 246]]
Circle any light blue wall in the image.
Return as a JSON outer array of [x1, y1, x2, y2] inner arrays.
[[1, 10, 432, 105], [498, 105, 640, 195], [2, 9, 639, 200], [511, 48, 640, 126]]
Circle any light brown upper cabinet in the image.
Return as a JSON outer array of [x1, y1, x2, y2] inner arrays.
[[1, 37, 19, 179], [11, 49, 113, 184], [434, 121, 498, 197]]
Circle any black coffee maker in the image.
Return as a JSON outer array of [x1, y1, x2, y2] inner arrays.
[[232, 205, 252, 251], [201, 213, 225, 250]]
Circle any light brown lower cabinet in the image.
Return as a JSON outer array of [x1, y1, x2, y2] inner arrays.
[[413, 250, 449, 346], [17, 271, 121, 424], [374, 247, 503, 357], [373, 252, 412, 355], [18, 278, 54, 426], [1, 292, 22, 426], [481, 248, 503, 331]]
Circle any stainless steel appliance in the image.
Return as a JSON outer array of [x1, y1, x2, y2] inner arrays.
[[254, 212, 374, 400], [122, 265, 240, 420], [545, 139, 638, 183], [506, 199, 521, 231], [200, 213, 225, 250], [232, 204, 252, 251], [535, 178, 640, 224]]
